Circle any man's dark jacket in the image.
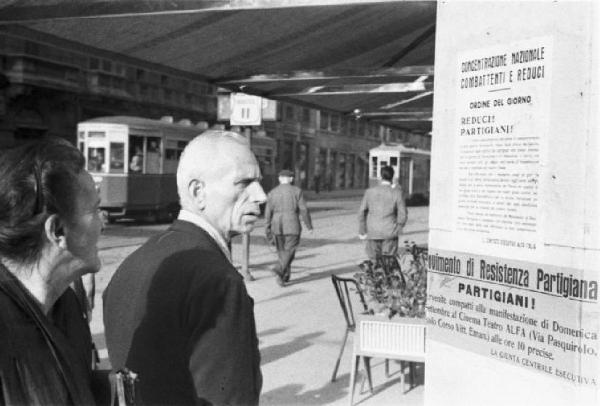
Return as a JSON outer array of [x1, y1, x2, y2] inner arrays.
[[103, 220, 262, 406]]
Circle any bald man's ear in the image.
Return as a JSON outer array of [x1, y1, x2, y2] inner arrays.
[[188, 179, 207, 210]]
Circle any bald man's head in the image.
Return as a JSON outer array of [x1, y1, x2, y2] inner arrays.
[[177, 131, 248, 203], [176, 130, 267, 238]]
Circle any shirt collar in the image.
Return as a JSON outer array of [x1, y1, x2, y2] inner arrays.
[[380, 180, 392, 186], [178, 209, 232, 263]]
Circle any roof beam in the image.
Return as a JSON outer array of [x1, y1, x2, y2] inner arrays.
[[368, 114, 432, 122], [379, 91, 433, 109], [268, 78, 432, 97], [354, 109, 432, 117], [0, 0, 433, 24], [217, 66, 435, 86], [352, 110, 432, 121]]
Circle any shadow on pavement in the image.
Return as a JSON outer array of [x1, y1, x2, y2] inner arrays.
[[255, 288, 308, 305], [258, 327, 288, 338], [232, 235, 356, 249], [249, 253, 317, 269], [352, 362, 426, 405], [402, 229, 429, 237], [285, 264, 357, 286], [261, 331, 324, 366], [261, 373, 351, 405]]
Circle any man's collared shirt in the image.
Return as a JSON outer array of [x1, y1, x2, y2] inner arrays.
[[178, 209, 232, 263]]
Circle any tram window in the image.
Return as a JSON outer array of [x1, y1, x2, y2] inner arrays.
[[109, 142, 125, 173], [146, 137, 161, 174], [164, 139, 185, 173], [165, 149, 178, 160], [87, 147, 105, 172], [177, 141, 187, 158], [390, 157, 398, 166], [129, 136, 144, 173], [371, 156, 377, 177]]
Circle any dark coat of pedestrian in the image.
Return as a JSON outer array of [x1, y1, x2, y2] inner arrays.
[[265, 169, 313, 285], [103, 131, 265, 406], [0, 139, 102, 405], [358, 165, 407, 260]]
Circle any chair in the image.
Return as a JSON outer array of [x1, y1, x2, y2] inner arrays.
[[330, 275, 373, 392], [348, 315, 426, 406]]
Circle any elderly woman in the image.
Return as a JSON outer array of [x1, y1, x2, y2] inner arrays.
[[0, 138, 102, 404]]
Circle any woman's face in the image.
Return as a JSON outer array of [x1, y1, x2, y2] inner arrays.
[[63, 171, 103, 276]]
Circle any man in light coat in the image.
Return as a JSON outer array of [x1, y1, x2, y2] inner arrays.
[[265, 169, 313, 286], [358, 165, 407, 260]]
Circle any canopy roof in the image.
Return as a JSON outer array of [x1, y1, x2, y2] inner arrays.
[[0, 0, 436, 132]]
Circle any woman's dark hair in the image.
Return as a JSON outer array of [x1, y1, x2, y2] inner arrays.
[[0, 137, 85, 264]]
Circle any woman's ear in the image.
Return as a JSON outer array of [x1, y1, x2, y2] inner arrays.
[[188, 179, 207, 210], [44, 214, 67, 250]]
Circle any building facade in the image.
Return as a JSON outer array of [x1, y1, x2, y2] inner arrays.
[[249, 104, 431, 191], [0, 31, 431, 192], [0, 32, 216, 147]]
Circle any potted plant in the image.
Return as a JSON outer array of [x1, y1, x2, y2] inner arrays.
[[354, 242, 427, 319]]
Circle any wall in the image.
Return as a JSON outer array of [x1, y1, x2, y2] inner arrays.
[[426, 1, 600, 405]]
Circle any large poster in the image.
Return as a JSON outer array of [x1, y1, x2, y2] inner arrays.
[[429, 36, 600, 386], [427, 249, 599, 386], [452, 37, 552, 259]]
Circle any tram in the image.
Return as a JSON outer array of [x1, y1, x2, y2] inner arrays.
[[368, 143, 431, 204], [78, 116, 276, 222]]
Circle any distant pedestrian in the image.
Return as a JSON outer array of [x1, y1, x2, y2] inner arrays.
[[358, 165, 407, 260], [103, 131, 265, 405], [265, 169, 313, 286]]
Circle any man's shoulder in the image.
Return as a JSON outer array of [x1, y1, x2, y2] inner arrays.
[[268, 184, 283, 196], [290, 184, 302, 194], [106, 227, 237, 306], [366, 184, 386, 195], [109, 223, 218, 282], [269, 183, 298, 196]]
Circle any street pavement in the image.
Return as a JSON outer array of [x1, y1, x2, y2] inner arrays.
[[90, 194, 429, 406]]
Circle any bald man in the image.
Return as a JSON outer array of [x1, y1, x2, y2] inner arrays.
[[103, 131, 265, 406]]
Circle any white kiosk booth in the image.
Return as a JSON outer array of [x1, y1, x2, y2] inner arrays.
[[426, 1, 600, 405]]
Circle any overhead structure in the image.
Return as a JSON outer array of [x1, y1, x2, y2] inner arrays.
[[0, 0, 436, 132]]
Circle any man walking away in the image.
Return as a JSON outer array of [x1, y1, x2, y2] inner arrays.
[[358, 165, 407, 261], [265, 169, 313, 286]]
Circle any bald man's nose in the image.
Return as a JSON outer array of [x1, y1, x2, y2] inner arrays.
[[250, 182, 267, 204]]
